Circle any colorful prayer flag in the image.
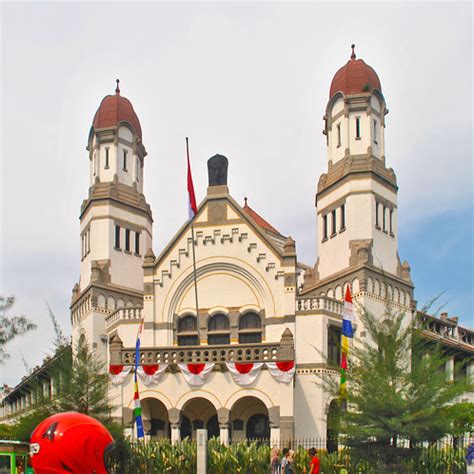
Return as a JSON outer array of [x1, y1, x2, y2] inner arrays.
[[134, 318, 145, 438], [340, 286, 354, 396]]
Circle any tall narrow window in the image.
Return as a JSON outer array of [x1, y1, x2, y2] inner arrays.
[[382, 206, 387, 232], [389, 210, 394, 235], [331, 209, 337, 236], [177, 316, 199, 346], [114, 225, 121, 249], [81, 235, 84, 258], [123, 150, 128, 171], [375, 202, 380, 228], [238, 313, 262, 344], [340, 204, 345, 230], [373, 119, 378, 144], [323, 215, 328, 240], [136, 159, 140, 182], [337, 123, 341, 147], [328, 326, 341, 366], [86, 229, 90, 255], [208, 314, 230, 345], [93, 154, 96, 176], [105, 148, 109, 168], [355, 117, 361, 139], [135, 232, 140, 254], [125, 229, 130, 252]]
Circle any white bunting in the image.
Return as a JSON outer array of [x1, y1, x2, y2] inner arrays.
[[109, 365, 132, 386], [178, 363, 215, 386], [226, 362, 263, 386], [266, 361, 295, 384], [136, 364, 168, 386]]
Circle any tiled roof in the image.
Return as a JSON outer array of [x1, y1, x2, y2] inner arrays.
[[92, 80, 142, 139], [243, 199, 280, 235], [330, 46, 381, 98]]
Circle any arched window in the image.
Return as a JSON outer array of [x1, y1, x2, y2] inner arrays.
[[207, 314, 230, 345], [177, 315, 198, 346], [238, 312, 262, 344]]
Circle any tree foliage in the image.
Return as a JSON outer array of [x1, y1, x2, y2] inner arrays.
[[55, 332, 112, 422], [318, 304, 472, 470], [12, 332, 118, 441], [0, 296, 36, 362], [46, 302, 69, 352]]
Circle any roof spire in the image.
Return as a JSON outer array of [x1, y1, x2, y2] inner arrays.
[[115, 78, 120, 94], [244, 196, 248, 206], [351, 44, 356, 60]]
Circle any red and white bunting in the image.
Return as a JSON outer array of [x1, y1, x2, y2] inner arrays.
[[136, 364, 168, 386], [109, 364, 132, 386], [266, 361, 295, 384], [226, 362, 263, 386], [178, 363, 215, 386]]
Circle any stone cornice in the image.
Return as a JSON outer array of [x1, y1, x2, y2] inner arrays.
[[300, 262, 414, 297], [316, 155, 398, 204], [80, 179, 153, 221]]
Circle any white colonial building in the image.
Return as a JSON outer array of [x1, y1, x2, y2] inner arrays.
[[62, 47, 474, 444]]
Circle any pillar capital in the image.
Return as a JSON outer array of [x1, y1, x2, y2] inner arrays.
[[168, 407, 180, 425]]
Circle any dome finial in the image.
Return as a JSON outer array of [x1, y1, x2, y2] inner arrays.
[[351, 44, 356, 60], [244, 196, 248, 206], [115, 78, 120, 94]]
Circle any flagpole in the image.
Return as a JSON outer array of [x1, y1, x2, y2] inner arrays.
[[186, 137, 200, 343]]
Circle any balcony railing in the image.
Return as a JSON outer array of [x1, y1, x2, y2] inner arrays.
[[106, 306, 143, 328], [109, 329, 295, 366], [295, 296, 343, 314], [125, 342, 282, 365]]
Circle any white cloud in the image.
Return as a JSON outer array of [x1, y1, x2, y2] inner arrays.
[[1, 2, 472, 385]]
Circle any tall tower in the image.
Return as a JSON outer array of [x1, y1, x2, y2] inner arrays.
[[70, 80, 153, 357], [303, 46, 413, 311]]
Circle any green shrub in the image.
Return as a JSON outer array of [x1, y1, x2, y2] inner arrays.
[[108, 438, 467, 474]]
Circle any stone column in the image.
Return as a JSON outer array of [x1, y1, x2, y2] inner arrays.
[[219, 423, 230, 446], [446, 356, 455, 382], [217, 407, 230, 445], [171, 423, 180, 444], [270, 425, 280, 447], [196, 429, 208, 474], [168, 407, 181, 445], [269, 406, 281, 446]]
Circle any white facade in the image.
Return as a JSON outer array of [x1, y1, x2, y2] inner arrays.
[[68, 55, 473, 444]]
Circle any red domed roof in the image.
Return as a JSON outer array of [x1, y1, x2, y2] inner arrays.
[[329, 45, 381, 98], [92, 80, 142, 140]]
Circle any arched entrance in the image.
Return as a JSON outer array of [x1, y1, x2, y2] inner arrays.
[[180, 397, 218, 440], [326, 399, 341, 453], [230, 396, 270, 442], [141, 398, 170, 439]]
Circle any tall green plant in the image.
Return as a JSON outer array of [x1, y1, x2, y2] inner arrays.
[[318, 304, 470, 471], [56, 332, 111, 422]]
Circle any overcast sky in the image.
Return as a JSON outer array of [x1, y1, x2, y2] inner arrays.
[[1, 2, 472, 386]]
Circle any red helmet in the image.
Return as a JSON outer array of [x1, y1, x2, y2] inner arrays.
[[30, 411, 114, 473]]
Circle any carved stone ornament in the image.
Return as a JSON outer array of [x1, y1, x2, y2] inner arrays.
[[207, 154, 229, 186], [208, 202, 226, 223]]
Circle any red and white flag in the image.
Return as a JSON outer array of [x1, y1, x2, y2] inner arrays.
[[136, 364, 168, 386], [178, 363, 214, 386], [109, 364, 132, 386], [226, 362, 263, 386], [266, 361, 295, 384], [187, 138, 198, 220]]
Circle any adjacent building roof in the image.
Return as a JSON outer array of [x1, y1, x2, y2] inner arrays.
[[92, 79, 143, 140], [329, 45, 381, 98]]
